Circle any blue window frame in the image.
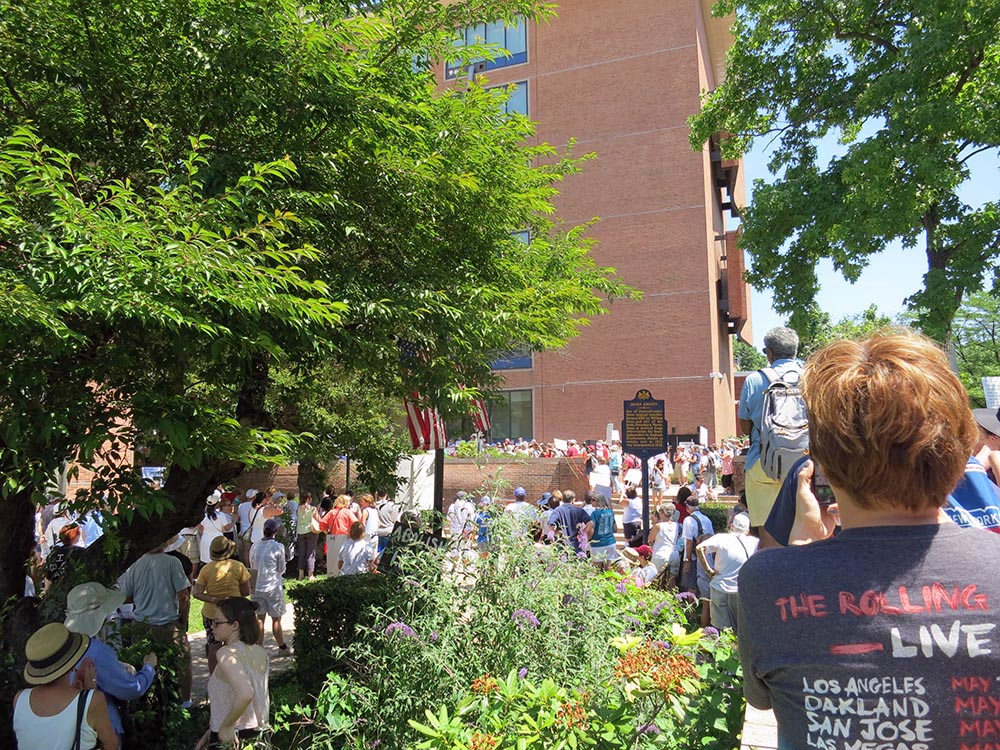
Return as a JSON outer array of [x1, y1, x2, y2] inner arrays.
[[446, 17, 527, 79], [491, 345, 532, 371], [490, 81, 528, 116]]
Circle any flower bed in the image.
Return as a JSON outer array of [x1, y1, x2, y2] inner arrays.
[[277, 518, 744, 749]]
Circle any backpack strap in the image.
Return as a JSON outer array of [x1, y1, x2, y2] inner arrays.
[[760, 366, 778, 385]]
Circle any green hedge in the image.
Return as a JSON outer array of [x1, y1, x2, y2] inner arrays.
[[287, 574, 398, 686], [700, 502, 733, 532]]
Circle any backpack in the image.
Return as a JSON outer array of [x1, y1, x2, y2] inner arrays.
[[691, 513, 713, 545], [609, 452, 621, 472], [758, 365, 809, 481]]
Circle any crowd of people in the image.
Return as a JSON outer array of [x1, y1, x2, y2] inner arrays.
[[16, 324, 1000, 750]]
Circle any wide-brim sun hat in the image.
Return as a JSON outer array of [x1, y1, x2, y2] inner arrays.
[[64, 582, 126, 638], [210, 535, 237, 560], [24, 623, 90, 685], [973, 407, 1000, 437]]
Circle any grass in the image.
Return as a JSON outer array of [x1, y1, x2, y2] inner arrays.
[[188, 594, 205, 633]]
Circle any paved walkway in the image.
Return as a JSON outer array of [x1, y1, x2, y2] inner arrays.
[[189, 606, 297, 704], [741, 706, 778, 749]]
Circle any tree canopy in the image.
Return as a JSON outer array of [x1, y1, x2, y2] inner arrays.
[[689, 0, 1000, 340], [952, 292, 1000, 407], [0, 0, 629, 597]]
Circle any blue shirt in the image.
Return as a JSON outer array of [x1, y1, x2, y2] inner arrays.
[[77, 638, 156, 735], [590, 508, 616, 547], [547, 504, 592, 551], [764, 456, 1000, 546], [737, 359, 802, 469]]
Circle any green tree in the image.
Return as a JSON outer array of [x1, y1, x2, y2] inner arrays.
[[952, 292, 1000, 407], [0, 128, 343, 600], [0, 0, 632, 596], [788, 304, 895, 359], [689, 0, 1000, 340], [733, 337, 767, 371]]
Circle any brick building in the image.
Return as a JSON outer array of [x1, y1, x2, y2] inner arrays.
[[442, 2, 751, 446]]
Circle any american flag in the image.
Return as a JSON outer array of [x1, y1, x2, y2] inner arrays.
[[404, 392, 447, 451], [471, 398, 490, 433]]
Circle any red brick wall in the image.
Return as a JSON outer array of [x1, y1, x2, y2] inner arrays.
[[442, 457, 589, 507], [438, 1, 745, 447]]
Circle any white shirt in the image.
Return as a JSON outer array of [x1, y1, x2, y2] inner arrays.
[[339, 538, 374, 575], [697, 532, 759, 593], [249, 538, 286, 592], [447, 499, 475, 536]]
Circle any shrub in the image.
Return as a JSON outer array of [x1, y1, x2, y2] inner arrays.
[[700, 503, 731, 532], [277, 515, 746, 749], [117, 623, 195, 749], [286, 573, 399, 686]]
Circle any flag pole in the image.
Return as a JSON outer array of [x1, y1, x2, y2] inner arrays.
[[433, 447, 445, 537]]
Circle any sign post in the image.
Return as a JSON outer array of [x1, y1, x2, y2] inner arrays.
[[621, 390, 668, 542]]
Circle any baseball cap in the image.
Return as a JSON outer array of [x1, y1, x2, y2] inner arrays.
[[263, 518, 282, 535], [537, 491, 553, 507], [635, 545, 653, 559], [514, 487, 526, 499], [731, 512, 751, 534], [246, 489, 259, 499]]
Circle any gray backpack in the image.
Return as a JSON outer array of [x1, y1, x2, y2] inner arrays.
[[758, 366, 809, 481]]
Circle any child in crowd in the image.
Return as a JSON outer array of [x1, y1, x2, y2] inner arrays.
[[339, 521, 376, 575]]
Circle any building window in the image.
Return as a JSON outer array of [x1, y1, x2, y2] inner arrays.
[[491, 345, 532, 371], [490, 389, 533, 441], [446, 16, 527, 79], [490, 81, 528, 116]]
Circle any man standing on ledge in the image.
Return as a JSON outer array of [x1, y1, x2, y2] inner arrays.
[[737, 326, 802, 537]]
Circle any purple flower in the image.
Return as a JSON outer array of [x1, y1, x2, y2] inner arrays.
[[703, 626, 720, 639], [384, 622, 417, 638], [518, 667, 528, 679], [512, 609, 540, 629], [650, 640, 671, 651], [626, 616, 641, 628], [615, 580, 628, 594], [637, 723, 660, 736], [676, 591, 697, 604], [651, 601, 669, 617], [429, 631, 440, 642]]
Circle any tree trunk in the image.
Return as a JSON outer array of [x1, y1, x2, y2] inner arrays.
[[297, 457, 327, 502], [0, 488, 38, 603], [118, 459, 244, 566]]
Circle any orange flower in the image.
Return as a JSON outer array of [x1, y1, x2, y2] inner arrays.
[[471, 674, 499, 695], [556, 700, 589, 730], [615, 642, 699, 697], [470, 732, 500, 750]]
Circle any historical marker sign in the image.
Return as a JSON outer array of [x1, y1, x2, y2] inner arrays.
[[621, 389, 667, 458], [621, 389, 667, 540]]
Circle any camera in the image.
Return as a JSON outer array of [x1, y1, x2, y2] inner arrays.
[[810, 464, 836, 506]]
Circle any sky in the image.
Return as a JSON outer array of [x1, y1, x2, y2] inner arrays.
[[740, 140, 997, 348]]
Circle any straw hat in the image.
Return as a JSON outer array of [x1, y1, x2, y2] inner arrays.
[[23, 623, 90, 685], [64, 582, 126, 638], [210, 535, 237, 561]]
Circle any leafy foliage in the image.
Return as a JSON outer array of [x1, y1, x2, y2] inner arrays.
[[276, 519, 744, 749], [0, 0, 633, 592], [952, 292, 1000, 407], [787, 304, 895, 360], [689, 0, 1000, 339], [0, 126, 343, 593], [733, 337, 767, 371]]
